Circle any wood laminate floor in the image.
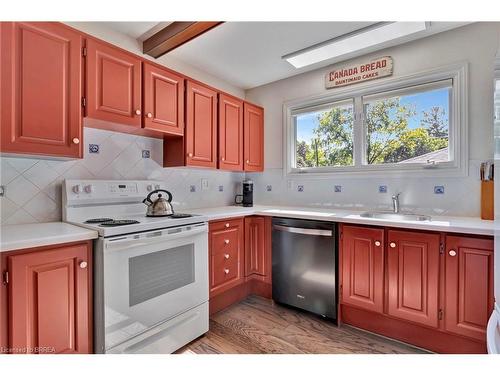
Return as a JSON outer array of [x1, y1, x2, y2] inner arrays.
[[176, 296, 428, 354]]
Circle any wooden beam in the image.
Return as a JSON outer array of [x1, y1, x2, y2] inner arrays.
[[143, 21, 223, 58]]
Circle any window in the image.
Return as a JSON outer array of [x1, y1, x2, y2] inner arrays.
[[294, 100, 354, 168], [285, 64, 466, 176]]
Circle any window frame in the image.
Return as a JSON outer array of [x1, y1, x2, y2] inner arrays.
[[283, 62, 468, 178]]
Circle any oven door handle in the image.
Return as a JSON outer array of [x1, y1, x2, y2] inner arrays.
[[105, 224, 207, 251]]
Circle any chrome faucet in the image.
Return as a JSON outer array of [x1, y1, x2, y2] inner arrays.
[[392, 193, 401, 213]]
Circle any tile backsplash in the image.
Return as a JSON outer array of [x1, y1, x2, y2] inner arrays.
[[247, 165, 483, 217], [0, 128, 244, 224]]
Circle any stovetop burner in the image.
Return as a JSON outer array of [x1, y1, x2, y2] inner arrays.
[[99, 219, 141, 227], [84, 218, 113, 224], [170, 213, 193, 219]]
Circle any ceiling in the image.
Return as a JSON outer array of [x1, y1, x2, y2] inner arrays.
[[100, 22, 469, 90]]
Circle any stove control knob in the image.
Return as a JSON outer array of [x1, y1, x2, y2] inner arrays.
[[72, 185, 83, 194], [147, 184, 153, 192], [84, 184, 94, 194]]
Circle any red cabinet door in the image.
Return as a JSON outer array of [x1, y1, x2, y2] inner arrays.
[[143, 62, 184, 135], [86, 38, 142, 127], [444, 236, 494, 341], [341, 225, 384, 313], [244, 216, 266, 277], [8, 242, 91, 354], [243, 102, 264, 171], [387, 230, 440, 328], [219, 93, 243, 171], [0, 22, 83, 158], [185, 80, 217, 168]]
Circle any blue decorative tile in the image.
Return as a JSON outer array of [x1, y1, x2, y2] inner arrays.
[[266, 185, 272, 192], [379, 185, 388, 193], [89, 144, 99, 154], [218, 185, 224, 192], [334, 185, 342, 193], [434, 185, 445, 194], [142, 150, 151, 159], [190, 185, 196, 193], [297, 185, 304, 192]]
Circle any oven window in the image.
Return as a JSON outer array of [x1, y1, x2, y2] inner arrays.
[[128, 244, 195, 306]]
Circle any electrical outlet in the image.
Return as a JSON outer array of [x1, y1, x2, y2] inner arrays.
[[201, 178, 209, 191]]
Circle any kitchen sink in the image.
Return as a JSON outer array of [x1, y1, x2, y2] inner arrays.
[[360, 211, 431, 221]]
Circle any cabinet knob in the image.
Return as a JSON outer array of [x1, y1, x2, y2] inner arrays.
[[389, 242, 396, 248], [224, 268, 230, 274], [79, 261, 88, 269], [246, 160, 250, 164], [72, 138, 80, 144], [224, 253, 230, 259], [225, 223, 230, 228], [147, 112, 153, 118], [224, 239, 230, 244], [135, 109, 141, 115], [374, 240, 381, 247], [449, 249, 457, 257], [221, 157, 225, 161], [188, 153, 193, 157]]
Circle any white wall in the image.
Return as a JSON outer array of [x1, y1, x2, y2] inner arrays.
[[64, 22, 245, 98], [246, 22, 500, 217]]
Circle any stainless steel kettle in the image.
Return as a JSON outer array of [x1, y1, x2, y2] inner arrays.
[[142, 189, 174, 217]]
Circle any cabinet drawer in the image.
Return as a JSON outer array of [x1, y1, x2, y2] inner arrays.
[[210, 254, 239, 289], [210, 226, 240, 256], [209, 218, 243, 232]]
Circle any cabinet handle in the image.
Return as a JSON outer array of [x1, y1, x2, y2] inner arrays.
[[147, 112, 153, 118], [224, 254, 230, 259], [79, 261, 88, 269], [224, 239, 230, 244], [374, 240, 381, 247], [135, 109, 141, 115], [72, 138, 80, 144], [224, 268, 230, 274], [449, 249, 457, 257], [389, 242, 396, 248], [225, 223, 230, 228]]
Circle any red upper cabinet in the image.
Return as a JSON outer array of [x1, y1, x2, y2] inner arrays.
[[341, 225, 385, 314], [219, 93, 244, 171], [185, 80, 217, 168], [0, 22, 83, 158], [86, 38, 142, 127], [444, 236, 494, 341], [7, 242, 92, 354], [243, 102, 264, 172], [387, 230, 440, 328], [143, 62, 184, 135]]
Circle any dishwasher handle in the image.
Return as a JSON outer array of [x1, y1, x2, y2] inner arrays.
[[273, 224, 332, 237]]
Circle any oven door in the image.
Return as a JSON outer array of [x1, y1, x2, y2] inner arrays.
[[102, 223, 208, 350]]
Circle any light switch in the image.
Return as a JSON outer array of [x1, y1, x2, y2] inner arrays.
[[201, 178, 209, 191]]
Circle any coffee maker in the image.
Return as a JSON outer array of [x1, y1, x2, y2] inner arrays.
[[235, 179, 253, 207]]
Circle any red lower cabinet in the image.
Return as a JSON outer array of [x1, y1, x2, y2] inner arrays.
[[5, 242, 92, 354], [341, 225, 384, 314], [444, 236, 494, 341], [387, 230, 440, 328]]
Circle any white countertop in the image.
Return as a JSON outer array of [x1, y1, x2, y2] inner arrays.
[[0, 222, 98, 252], [189, 205, 497, 236]]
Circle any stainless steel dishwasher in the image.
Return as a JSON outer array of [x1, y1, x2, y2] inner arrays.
[[272, 217, 337, 320]]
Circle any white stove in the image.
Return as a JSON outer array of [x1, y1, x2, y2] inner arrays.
[[62, 179, 209, 354], [63, 179, 208, 237]]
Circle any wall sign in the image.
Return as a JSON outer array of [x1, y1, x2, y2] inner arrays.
[[325, 56, 393, 89]]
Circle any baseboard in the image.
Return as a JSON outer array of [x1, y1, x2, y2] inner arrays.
[[341, 304, 486, 354]]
